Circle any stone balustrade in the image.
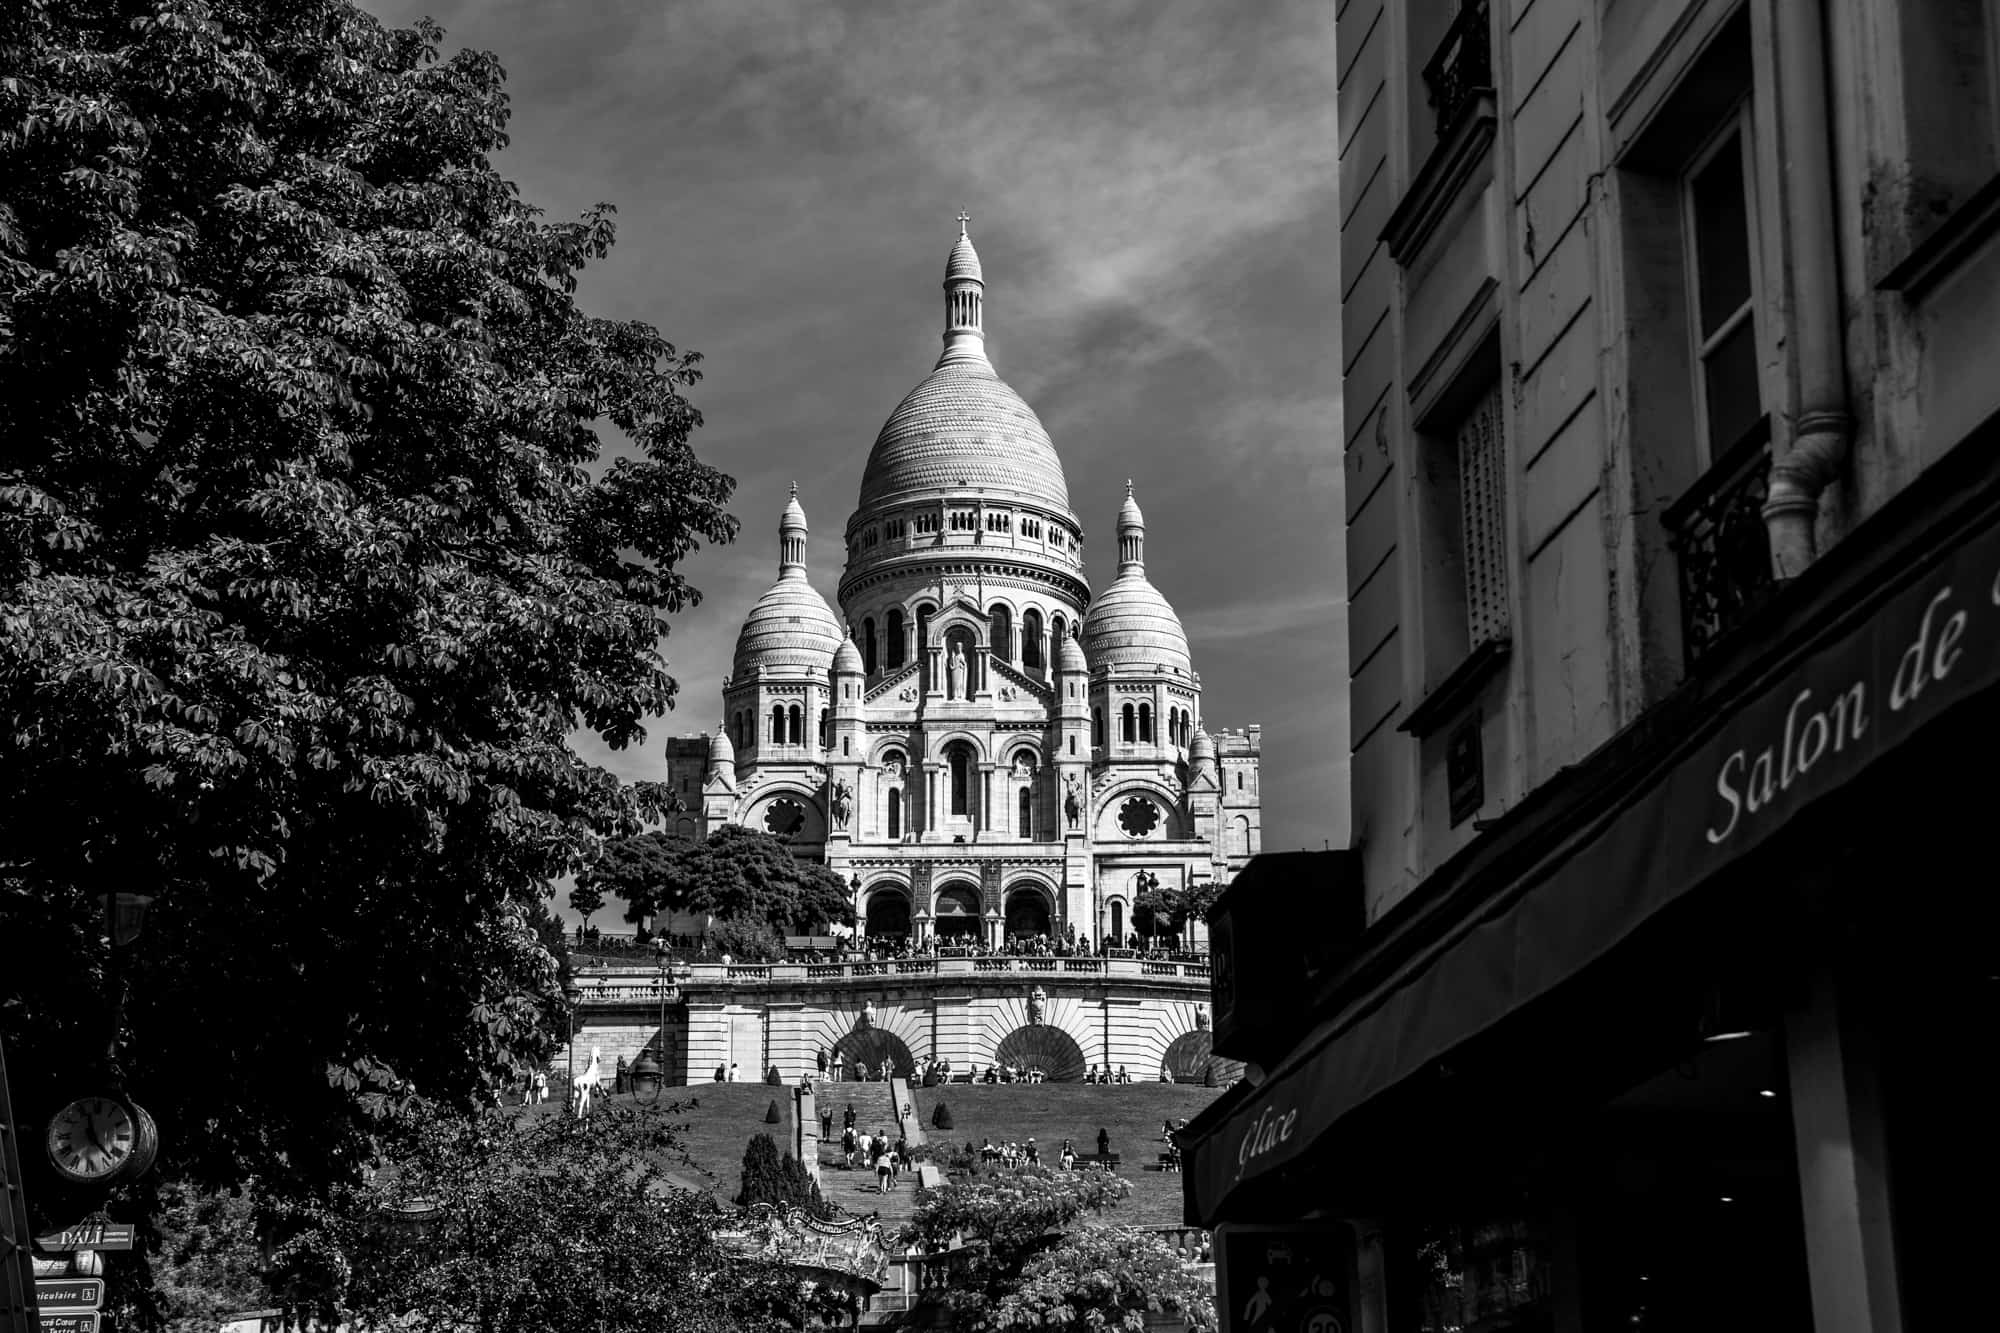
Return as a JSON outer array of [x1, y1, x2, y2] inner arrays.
[[570, 955, 1210, 1002]]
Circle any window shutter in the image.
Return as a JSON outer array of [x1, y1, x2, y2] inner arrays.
[[1456, 384, 1510, 646]]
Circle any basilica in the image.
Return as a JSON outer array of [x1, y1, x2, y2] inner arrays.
[[664, 223, 1261, 949]]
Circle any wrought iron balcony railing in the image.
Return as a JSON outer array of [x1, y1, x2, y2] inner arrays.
[[1664, 417, 1775, 670], [1423, 0, 1495, 139]]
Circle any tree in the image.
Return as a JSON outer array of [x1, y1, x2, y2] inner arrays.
[[574, 830, 696, 925], [580, 826, 855, 956], [567, 879, 606, 924], [279, 1102, 813, 1333], [899, 1167, 1132, 1321], [993, 1226, 1218, 1332], [932, 1101, 954, 1131], [735, 1132, 823, 1216], [0, 0, 734, 1204]]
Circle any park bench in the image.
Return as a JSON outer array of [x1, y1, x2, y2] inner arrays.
[[1088, 1152, 1121, 1171]]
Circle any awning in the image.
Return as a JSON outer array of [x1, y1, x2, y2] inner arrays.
[[1188, 449, 2000, 1223]]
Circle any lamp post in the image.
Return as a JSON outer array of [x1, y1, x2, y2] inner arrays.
[[627, 963, 670, 1107], [561, 977, 581, 1113]]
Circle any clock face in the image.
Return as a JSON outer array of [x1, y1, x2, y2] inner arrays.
[[46, 1097, 137, 1182]]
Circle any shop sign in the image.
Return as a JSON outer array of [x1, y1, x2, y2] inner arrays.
[[35, 1214, 134, 1251], [1215, 1224, 1352, 1333], [1189, 493, 2000, 1222]]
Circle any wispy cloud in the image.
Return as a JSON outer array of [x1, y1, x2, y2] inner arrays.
[[367, 0, 1349, 851]]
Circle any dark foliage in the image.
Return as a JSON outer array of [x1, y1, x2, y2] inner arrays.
[[932, 1101, 954, 1131], [0, 0, 733, 1212]]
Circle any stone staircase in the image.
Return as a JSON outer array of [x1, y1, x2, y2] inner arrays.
[[823, 1080, 901, 1144]]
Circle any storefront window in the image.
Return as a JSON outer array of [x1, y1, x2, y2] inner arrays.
[[1411, 1215, 1553, 1333]]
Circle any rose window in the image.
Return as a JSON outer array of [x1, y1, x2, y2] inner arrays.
[[763, 798, 807, 838], [1117, 796, 1160, 838]]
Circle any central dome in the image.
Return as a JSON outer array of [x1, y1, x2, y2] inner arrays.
[[854, 224, 1075, 520], [857, 358, 1072, 514]]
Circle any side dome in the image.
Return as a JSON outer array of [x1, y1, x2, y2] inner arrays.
[[1081, 483, 1192, 675], [733, 578, 841, 677], [1056, 624, 1089, 674], [1082, 578, 1191, 674], [708, 722, 735, 769], [733, 486, 842, 677], [832, 628, 865, 676], [1188, 727, 1215, 762]]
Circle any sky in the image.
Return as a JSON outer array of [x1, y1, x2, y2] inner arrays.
[[361, 0, 1351, 908]]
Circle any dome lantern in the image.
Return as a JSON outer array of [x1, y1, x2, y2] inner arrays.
[[779, 481, 808, 572], [1117, 479, 1146, 574], [941, 211, 985, 367]]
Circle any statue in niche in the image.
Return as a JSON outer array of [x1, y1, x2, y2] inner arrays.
[[1027, 985, 1047, 1026], [947, 643, 967, 699], [1013, 754, 1033, 778], [830, 779, 852, 830], [1063, 774, 1083, 830], [859, 998, 876, 1030], [1193, 1004, 1209, 1031]]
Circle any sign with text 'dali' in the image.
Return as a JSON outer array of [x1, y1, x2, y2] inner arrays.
[[34, 1216, 133, 1253]]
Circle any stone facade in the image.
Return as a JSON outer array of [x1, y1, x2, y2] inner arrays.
[[1338, 0, 2000, 922], [682, 223, 1263, 946], [562, 958, 1231, 1087]]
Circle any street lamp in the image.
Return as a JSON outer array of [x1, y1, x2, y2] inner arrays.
[[628, 963, 671, 1106], [561, 976, 581, 1112]]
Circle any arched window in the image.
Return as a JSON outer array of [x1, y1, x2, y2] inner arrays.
[[1110, 900, 1124, 942], [818, 708, 829, 748], [887, 788, 902, 840], [1236, 771, 1243, 791], [886, 609, 905, 668], [771, 704, 785, 744], [1093, 708, 1105, 747], [863, 618, 877, 675], [1139, 704, 1153, 743], [1022, 609, 1044, 670], [1018, 787, 1032, 837], [988, 604, 1012, 662], [948, 743, 971, 816], [1051, 612, 1067, 647], [1121, 704, 1136, 743], [788, 705, 802, 745]]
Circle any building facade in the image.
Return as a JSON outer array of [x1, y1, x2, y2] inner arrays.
[[677, 223, 1262, 950], [1186, 2, 1999, 1332]]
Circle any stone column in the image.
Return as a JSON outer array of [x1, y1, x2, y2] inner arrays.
[[978, 765, 997, 840], [926, 645, 943, 696], [975, 645, 993, 697]]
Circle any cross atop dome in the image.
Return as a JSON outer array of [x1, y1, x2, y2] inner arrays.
[[957, 209, 970, 236]]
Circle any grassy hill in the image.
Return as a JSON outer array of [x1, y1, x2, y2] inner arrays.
[[548, 1081, 1221, 1231], [908, 1083, 1221, 1228]]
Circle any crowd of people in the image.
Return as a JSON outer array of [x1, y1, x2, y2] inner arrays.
[[834, 1104, 912, 1194], [782, 930, 1205, 964]]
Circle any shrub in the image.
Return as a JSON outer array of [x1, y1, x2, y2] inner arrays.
[[765, 1098, 782, 1124], [736, 1133, 783, 1206], [932, 1101, 954, 1131], [1202, 1062, 1217, 1088], [765, 1066, 782, 1086]]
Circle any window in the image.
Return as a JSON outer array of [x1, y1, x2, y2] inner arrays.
[[1139, 703, 1154, 743], [1068, 736, 1076, 756], [1023, 609, 1044, 670], [842, 737, 850, 757], [864, 618, 878, 675], [886, 609, 905, 669], [1684, 118, 1762, 462], [818, 708, 829, 748], [1236, 771, 1243, 792], [1051, 612, 1067, 648], [1018, 787, 1032, 838], [787, 705, 803, 745], [1093, 708, 1105, 747], [887, 788, 902, 840], [989, 604, 1012, 661], [948, 744, 970, 816], [1121, 704, 1136, 743]]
